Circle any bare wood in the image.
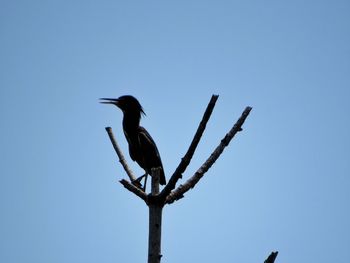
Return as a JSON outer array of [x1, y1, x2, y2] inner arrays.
[[264, 251, 278, 263], [166, 106, 252, 204], [151, 168, 160, 195], [159, 95, 219, 200], [105, 127, 137, 182], [119, 179, 148, 202], [148, 168, 163, 263]]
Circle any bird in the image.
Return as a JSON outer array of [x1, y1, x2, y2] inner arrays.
[[100, 95, 166, 190]]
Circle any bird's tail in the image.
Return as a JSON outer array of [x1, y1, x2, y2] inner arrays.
[[160, 168, 166, 185]]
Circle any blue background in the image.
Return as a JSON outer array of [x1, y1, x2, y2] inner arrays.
[[1, 1, 349, 262]]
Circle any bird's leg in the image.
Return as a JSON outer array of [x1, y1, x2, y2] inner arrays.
[[143, 173, 149, 192], [131, 174, 145, 189], [132, 173, 148, 191]]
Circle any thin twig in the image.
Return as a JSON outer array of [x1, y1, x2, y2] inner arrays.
[[159, 95, 219, 200], [166, 106, 252, 204], [105, 127, 137, 182], [120, 179, 148, 202]]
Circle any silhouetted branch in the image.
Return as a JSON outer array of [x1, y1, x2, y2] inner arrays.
[[264, 251, 278, 263], [159, 95, 219, 200], [119, 179, 148, 202], [105, 127, 137, 182], [166, 106, 252, 204]]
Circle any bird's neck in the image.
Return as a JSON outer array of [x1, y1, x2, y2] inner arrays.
[[122, 112, 141, 133]]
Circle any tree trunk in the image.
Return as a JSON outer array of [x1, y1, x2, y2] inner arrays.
[[148, 168, 163, 263], [148, 203, 163, 263]]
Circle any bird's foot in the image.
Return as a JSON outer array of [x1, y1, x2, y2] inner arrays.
[[132, 174, 147, 191], [131, 179, 143, 189]]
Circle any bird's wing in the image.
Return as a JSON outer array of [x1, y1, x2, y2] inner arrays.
[[137, 127, 162, 164], [138, 126, 166, 185]]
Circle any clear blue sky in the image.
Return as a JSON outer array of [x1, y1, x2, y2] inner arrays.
[[1, 1, 350, 262]]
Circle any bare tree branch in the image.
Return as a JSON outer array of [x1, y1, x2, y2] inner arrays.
[[159, 95, 219, 200], [105, 127, 138, 182], [119, 179, 148, 202], [166, 106, 252, 204], [264, 251, 278, 263]]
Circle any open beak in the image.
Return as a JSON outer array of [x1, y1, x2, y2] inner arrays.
[[99, 98, 119, 105]]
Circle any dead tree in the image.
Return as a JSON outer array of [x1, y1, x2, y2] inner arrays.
[[104, 95, 277, 263]]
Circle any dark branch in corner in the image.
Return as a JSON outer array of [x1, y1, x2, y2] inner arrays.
[[166, 106, 252, 204], [159, 95, 219, 200], [264, 251, 278, 263], [105, 127, 137, 182]]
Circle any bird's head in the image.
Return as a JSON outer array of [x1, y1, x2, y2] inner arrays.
[[100, 95, 146, 116]]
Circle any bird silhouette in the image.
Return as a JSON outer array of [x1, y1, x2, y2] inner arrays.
[[100, 95, 166, 190]]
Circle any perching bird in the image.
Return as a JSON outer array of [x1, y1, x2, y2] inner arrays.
[[100, 95, 166, 189]]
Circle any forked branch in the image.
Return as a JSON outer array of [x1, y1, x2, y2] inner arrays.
[[104, 99, 252, 206], [103, 96, 255, 263], [166, 106, 252, 204]]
